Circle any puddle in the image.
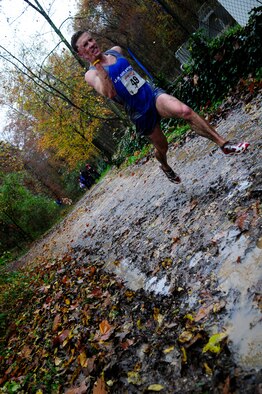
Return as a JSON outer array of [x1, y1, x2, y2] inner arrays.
[[144, 276, 171, 295], [189, 251, 203, 268], [105, 258, 171, 295], [224, 180, 252, 201], [218, 235, 262, 370]]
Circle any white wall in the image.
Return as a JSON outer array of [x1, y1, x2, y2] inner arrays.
[[218, 0, 260, 26]]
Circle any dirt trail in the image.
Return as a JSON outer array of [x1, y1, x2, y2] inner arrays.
[[16, 98, 262, 389]]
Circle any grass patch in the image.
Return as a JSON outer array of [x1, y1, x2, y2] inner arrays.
[[124, 144, 153, 167], [96, 164, 112, 181], [166, 124, 191, 143], [121, 123, 191, 168]]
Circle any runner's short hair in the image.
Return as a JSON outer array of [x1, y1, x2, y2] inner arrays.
[[71, 30, 89, 53]]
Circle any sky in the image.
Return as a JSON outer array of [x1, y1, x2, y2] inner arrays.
[[0, 0, 78, 140]]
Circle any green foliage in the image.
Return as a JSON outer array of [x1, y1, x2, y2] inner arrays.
[[112, 122, 191, 168], [166, 7, 262, 111], [165, 124, 191, 143], [112, 126, 150, 166], [98, 164, 111, 180], [124, 144, 153, 167], [0, 173, 61, 252], [62, 165, 85, 199], [1, 380, 22, 393]]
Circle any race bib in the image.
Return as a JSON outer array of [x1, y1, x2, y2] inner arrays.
[[120, 69, 145, 95]]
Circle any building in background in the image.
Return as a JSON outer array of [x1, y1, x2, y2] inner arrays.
[[218, 0, 260, 26], [175, 0, 261, 67]]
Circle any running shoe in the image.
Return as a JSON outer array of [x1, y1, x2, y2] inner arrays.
[[221, 141, 250, 155], [161, 167, 181, 184]]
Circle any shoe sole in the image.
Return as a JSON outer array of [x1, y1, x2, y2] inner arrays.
[[225, 148, 249, 156], [223, 143, 250, 156]]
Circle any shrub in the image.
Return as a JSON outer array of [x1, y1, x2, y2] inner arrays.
[[0, 173, 61, 251], [112, 125, 150, 166], [166, 7, 262, 111]]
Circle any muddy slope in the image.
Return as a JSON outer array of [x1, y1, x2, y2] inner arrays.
[[16, 98, 262, 391]]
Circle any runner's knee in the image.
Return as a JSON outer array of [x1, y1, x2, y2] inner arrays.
[[180, 105, 194, 120]]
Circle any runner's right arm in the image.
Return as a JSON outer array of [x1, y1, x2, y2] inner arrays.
[[85, 65, 116, 99]]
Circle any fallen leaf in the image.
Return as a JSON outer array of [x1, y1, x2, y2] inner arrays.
[[89, 266, 96, 276], [181, 346, 187, 363], [127, 371, 143, 385], [186, 333, 203, 348], [92, 288, 103, 297], [178, 331, 194, 343], [52, 314, 61, 332], [54, 357, 63, 366], [163, 345, 175, 354], [161, 258, 172, 269], [190, 199, 198, 210], [93, 376, 107, 394], [203, 332, 227, 354], [153, 308, 164, 325], [100, 328, 115, 341], [195, 304, 213, 322], [125, 290, 135, 299], [184, 313, 194, 322], [78, 351, 88, 367], [65, 378, 89, 394], [147, 384, 165, 391], [222, 375, 231, 394], [99, 320, 111, 335], [203, 362, 213, 375], [120, 339, 134, 350]]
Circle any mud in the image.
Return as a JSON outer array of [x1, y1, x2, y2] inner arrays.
[[16, 97, 262, 391]]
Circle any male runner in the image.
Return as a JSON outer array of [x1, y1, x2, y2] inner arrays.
[[71, 31, 249, 183]]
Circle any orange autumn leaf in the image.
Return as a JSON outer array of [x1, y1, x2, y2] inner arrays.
[[93, 376, 107, 394], [99, 320, 111, 335]]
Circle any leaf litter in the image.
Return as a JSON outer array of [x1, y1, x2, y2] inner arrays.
[[0, 252, 239, 393]]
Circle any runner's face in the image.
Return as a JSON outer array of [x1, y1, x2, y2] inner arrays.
[[76, 32, 101, 62]]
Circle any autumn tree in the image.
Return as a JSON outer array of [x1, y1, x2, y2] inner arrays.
[[0, 142, 24, 175], [2, 40, 121, 166]]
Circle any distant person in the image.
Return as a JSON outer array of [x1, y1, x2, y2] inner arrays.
[[85, 163, 99, 180], [79, 170, 93, 189], [71, 31, 249, 184]]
